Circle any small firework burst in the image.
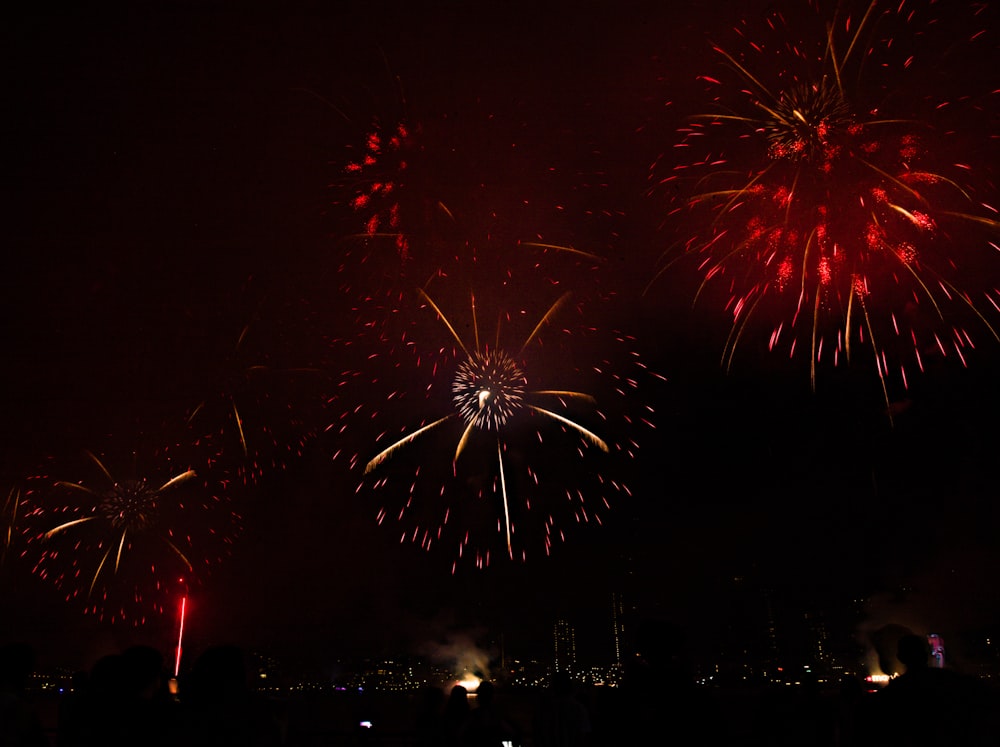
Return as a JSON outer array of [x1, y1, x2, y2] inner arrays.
[[19, 436, 242, 626]]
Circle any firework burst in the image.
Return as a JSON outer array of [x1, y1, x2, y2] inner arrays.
[[326, 71, 457, 319], [334, 280, 657, 570], [335, 115, 458, 262], [649, 0, 999, 409], [19, 438, 242, 626]]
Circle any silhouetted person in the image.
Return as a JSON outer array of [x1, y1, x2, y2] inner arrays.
[[55, 671, 88, 747], [413, 685, 447, 747], [750, 672, 833, 746], [0, 642, 49, 747], [459, 681, 520, 747], [55, 647, 176, 747], [832, 674, 868, 747], [442, 684, 470, 747], [177, 644, 281, 747], [533, 670, 591, 747], [870, 633, 997, 746], [117, 645, 177, 746], [611, 619, 721, 746], [68, 653, 128, 746], [869, 624, 917, 681]]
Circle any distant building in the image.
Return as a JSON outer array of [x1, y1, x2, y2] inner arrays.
[[611, 591, 625, 670], [554, 618, 576, 674]]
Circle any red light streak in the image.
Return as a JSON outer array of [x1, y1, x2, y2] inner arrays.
[[174, 595, 187, 677]]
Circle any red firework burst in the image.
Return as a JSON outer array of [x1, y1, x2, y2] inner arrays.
[[337, 117, 435, 261], [649, 0, 999, 408]]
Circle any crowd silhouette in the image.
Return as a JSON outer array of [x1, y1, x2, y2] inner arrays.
[[3, 622, 999, 747], [4, 642, 283, 747], [532, 671, 590, 747], [857, 633, 998, 746]]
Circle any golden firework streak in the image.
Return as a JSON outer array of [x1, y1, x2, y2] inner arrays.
[[497, 440, 512, 557], [527, 406, 608, 452], [364, 414, 458, 474]]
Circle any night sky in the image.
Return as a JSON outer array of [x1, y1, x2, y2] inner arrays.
[[4, 1, 999, 677]]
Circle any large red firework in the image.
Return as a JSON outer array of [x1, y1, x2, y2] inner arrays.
[[649, 0, 999, 407]]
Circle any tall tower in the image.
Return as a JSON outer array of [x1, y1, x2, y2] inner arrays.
[[611, 591, 625, 669], [553, 618, 576, 674]]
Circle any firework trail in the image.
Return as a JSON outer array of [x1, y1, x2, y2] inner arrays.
[[648, 0, 999, 410], [19, 434, 242, 626], [2, 487, 21, 566], [331, 273, 659, 571], [174, 594, 187, 677]]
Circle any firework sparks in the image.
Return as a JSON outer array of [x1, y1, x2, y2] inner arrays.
[[328, 85, 458, 317], [327, 80, 620, 351], [336, 116, 456, 261], [649, 0, 1000, 411], [338, 280, 654, 570], [362, 289, 606, 558], [20, 442, 242, 626], [184, 317, 321, 488], [317, 56, 450, 264]]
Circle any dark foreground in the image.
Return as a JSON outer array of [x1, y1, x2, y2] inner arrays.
[[19, 676, 1000, 746]]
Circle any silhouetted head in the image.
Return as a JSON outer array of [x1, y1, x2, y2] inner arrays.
[[475, 680, 495, 706], [897, 634, 930, 673], [870, 623, 915, 677], [122, 645, 165, 699], [446, 684, 469, 715], [89, 653, 127, 699]]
